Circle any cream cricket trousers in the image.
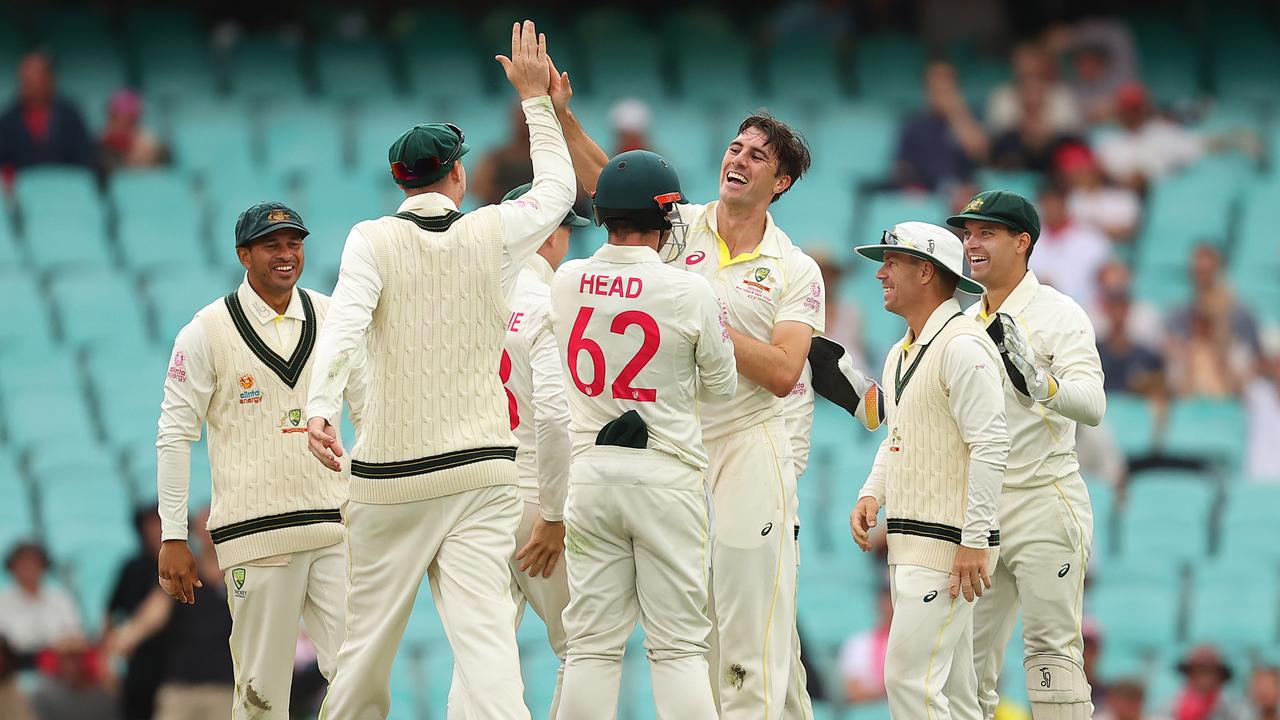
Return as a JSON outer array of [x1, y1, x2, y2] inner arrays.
[[884, 563, 981, 720], [321, 485, 529, 720], [705, 418, 799, 720], [973, 477, 1094, 720], [224, 541, 346, 719], [449, 499, 570, 720], [154, 683, 234, 720], [557, 446, 718, 720], [783, 525, 814, 720]]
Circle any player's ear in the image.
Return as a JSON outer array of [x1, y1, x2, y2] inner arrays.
[[236, 246, 251, 270], [772, 174, 792, 197]]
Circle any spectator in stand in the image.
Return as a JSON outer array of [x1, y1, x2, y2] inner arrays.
[[0, 52, 96, 181], [0, 637, 34, 720], [609, 97, 651, 154], [1096, 277, 1166, 398], [838, 585, 891, 705], [1168, 646, 1251, 720], [1091, 260, 1164, 347], [810, 248, 866, 368], [1251, 665, 1280, 720], [1096, 679, 1158, 720], [1169, 244, 1261, 358], [1028, 183, 1111, 304], [469, 102, 533, 206], [99, 89, 169, 172], [30, 635, 120, 720], [891, 61, 988, 191], [1043, 19, 1139, 124], [1056, 142, 1141, 243], [990, 78, 1077, 173], [104, 506, 167, 720], [0, 542, 81, 666], [105, 507, 233, 720], [986, 42, 1083, 136], [1095, 84, 1204, 189], [1244, 354, 1280, 484]]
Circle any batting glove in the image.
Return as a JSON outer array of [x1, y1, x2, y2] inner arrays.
[[986, 312, 1056, 403], [809, 336, 885, 431]]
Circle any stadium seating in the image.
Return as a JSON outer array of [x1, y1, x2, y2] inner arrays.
[[1117, 470, 1215, 562], [49, 270, 150, 350], [112, 169, 207, 270]]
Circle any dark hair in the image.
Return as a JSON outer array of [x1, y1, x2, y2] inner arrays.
[[737, 112, 811, 202], [5, 541, 50, 572], [603, 217, 649, 236]]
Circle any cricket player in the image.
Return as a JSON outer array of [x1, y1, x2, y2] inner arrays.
[[849, 221, 1009, 720], [445, 182, 586, 719], [304, 22, 575, 719], [156, 201, 363, 718], [546, 62, 826, 714], [949, 190, 1106, 720], [551, 149, 737, 719]]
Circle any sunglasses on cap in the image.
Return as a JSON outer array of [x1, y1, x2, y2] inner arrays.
[[390, 123, 465, 183], [880, 229, 907, 246]]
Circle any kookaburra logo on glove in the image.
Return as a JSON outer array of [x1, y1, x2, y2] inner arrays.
[[807, 336, 885, 431], [985, 313, 1056, 403]]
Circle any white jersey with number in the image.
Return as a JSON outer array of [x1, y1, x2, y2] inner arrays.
[[502, 254, 572, 521], [672, 202, 826, 440], [550, 243, 738, 470]]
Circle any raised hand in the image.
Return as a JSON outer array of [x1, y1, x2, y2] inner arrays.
[[495, 20, 550, 101]]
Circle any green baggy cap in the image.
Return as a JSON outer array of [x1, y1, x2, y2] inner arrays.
[[388, 122, 471, 188], [946, 190, 1041, 242], [235, 201, 308, 247]]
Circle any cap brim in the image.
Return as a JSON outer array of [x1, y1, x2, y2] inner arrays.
[[563, 212, 591, 228], [945, 212, 1018, 231], [242, 221, 310, 246], [854, 244, 986, 295]]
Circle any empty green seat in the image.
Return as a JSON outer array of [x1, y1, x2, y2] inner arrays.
[[1118, 470, 1215, 561], [112, 170, 205, 270], [315, 38, 396, 101], [1, 385, 97, 449], [86, 348, 167, 450], [1163, 397, 1244, 464], [227, 35, 306, 100], [668, 9, 756, 102], [808, 104, 896, 184], [127, 7, 217, 99], [49, 270, 150, 349], [262, 102, 348, 176], [852, 35, 925, 108], [1186, 563, 1278, 646], [0, 271, 54, 351], [766, 35, 844, 102], [1104, 393, 1156, 457], [1218, 484, 1280, 562], [169, 104, 255, 180], [858, 190, 946, 240], [576, 10, 665, 100]]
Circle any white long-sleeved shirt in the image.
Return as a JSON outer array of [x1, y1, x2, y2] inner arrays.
[[860, 299, 1009, 549], [970, 270, 1107, 491], [504, 254, 571, 520], [306, 95, 575, 422], [155, 279, 365, 540]]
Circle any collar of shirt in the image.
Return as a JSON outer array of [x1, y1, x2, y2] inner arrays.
[[981, 269, 1041, 319], [699, 201, 783, 268], [524, 252, 556, 285], [237, 278, 305, 326], [593, 243, 661, 264], [397, 192, 459, 216], [902, 297, 965, 349]]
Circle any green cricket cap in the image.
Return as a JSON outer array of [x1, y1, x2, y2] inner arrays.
[[234, 201, 308, 248], [388, 122, 470, 188], [945, 190, 1041, 242], [502, 182, 591, 227]]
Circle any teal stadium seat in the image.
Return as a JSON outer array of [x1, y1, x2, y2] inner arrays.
[[1218, 484, 1280, 563], [1186, 562, 1279, 647], [974, 169, 1041, 203], [1103, 393, 1156, 458], [86, 347, 167, 450], [353, 103, 434, 176], [15, 168, 111, 271], [127, 8, 218, 100], [1087, 558, 1182, 651], [0, 208, 19, 267], [0, 271, 55, 351], [0, 452, 35, 553], [169, 102, 256, 184], [400, 10, 488, 105], [1118, 470, 1214, 562], [852, 34, 925, 108], [1207, 9, 1280, 102], [667, 8, 757, 103], [145, 266, 238, 344], [769, 178, 855, 250], [647, 102, 719, 184], [0, 351, 97, 448], [857, 190, 947, 242], [1163, 397, 1244, 465], [226, 34, 307, 101], [765, 33, 844, 103], [1128, 13, 1201, 104], [262, 101, 349, 177], [112, 170, 206, 269], [808, 104, 897, 186], [576, 10, 665, 100], [49, 270, 150, 350], [315, 38, 397, 102], [950, 41, 1009, 110]]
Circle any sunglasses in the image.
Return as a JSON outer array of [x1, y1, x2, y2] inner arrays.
[[390, 123, 465, 183], [881, 229, 905, 246]]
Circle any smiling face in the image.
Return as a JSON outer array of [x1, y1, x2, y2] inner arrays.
[[719, 127, 791, 209], [874, 250, 929, 317], [237, 229, 305, 297], [962, 220, 1029, 287]]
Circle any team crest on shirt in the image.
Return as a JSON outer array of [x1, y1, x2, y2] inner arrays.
[[232, 567, 247, 598], [279, 408, 305, 433], [736, 265, 776, 300], [238, 374, 263, 404], [167, 351, 187, 382]]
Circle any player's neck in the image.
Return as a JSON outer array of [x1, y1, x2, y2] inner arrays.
[[248, 276, 292, 315], [905, 297, 946, 341], [714, 200, 767, 257], [982, 268, 1026, 316]]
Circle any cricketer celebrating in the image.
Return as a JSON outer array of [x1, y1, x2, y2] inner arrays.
[[445, 181, 586, 719], [950, 190, 1106, 720], [850, 221, 1010, 720], [304, 22, 574, 719], [550, 150, 737, 719], [155, 201, 362, 717]]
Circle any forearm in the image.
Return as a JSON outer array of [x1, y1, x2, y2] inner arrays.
[[156, 443, 192, 541], [307, 232, 379, 420], [728, 326, 805, 397], [1044, 374, 1107, 426], [859, 440, 890, 503], [556, 107, 608, 194], [961, 457, 1003, 548]]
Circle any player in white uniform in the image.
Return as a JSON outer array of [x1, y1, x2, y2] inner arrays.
[[546, 64, 828, 713], [155, 202, 364, 717], [949, 191, 1106, 720], [850, 222, 1009, 720], [445, 182, 586, 720], [551, 150, 738, 719]]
